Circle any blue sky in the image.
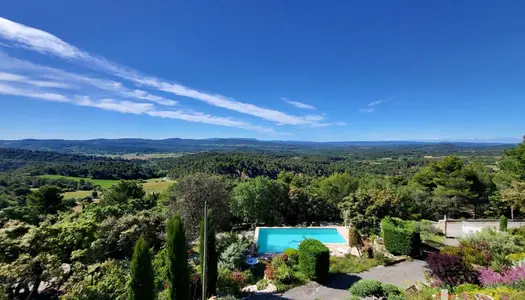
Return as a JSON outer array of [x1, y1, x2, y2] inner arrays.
[[0, 1, 523, 142]]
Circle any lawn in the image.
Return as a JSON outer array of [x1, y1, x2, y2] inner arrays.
[[39, 175, 119, 189], [40, 175, 174, 199], [63, 190, 92, 199], [143, 178, 174, 193]]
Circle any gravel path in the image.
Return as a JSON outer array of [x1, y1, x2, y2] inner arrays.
[[245, 260, 427, 300]]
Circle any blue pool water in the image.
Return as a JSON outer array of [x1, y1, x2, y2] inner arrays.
[[257, 228, 345, 253]]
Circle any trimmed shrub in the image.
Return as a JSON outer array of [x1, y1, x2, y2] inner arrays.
[[500, 215, 508, 232], [426, 252, 479, 286], [381, 217, 421, 257], [349, 279, 383, 297], [381, 283, 401, 296], [284, 248, 299, 265], [298, 239, 330, 282]]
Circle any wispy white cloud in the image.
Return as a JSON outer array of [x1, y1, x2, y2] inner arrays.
[[0, 79, 274, 133], [367, 100, 385, 107], [0, 82, 69, 102], [76, 96, 154, 114], [360, 98, 389, 113], [0, 53, 177, 106], [359, 108, 375, 113], [0, 71, 71, 89], [282, 98, 316, 110], [0, 17, 327, 126], [309, 121, 347, 128]]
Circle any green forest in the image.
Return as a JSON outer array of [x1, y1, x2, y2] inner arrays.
[[0, 138, 524, 299]]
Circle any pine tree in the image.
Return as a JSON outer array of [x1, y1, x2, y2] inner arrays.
[[167, 215, 189, 300], [199, 217, 218, 297], [130, 236, 154, 300]]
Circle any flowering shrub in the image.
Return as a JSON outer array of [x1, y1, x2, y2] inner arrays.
[[426, 252, 479, 286], [478, 265, 525, 287]]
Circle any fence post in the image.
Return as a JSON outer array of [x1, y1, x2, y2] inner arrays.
[[444, 215, 447, 238]]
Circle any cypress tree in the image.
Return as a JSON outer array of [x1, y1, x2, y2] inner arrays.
[[167, 215, 189, 300], [130, 236, 154, 300], [500, 215, 508, 232], [200, 217, 218, 297]]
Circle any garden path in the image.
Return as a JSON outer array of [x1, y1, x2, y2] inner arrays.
[[245, 259, 427, 300]]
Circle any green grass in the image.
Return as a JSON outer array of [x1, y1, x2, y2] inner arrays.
[[329, 255, 379, 274], [39, 175, 119, 189], [39, 175, 174, 198], [63, 190, 92, 199], [142, 179, 174, 193]]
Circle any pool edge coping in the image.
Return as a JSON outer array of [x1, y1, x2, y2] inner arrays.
[[255, 226, 350, 253]]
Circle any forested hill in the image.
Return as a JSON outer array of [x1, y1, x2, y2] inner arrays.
[[0, 138, 513, 155], [0, 148, 158, 179]]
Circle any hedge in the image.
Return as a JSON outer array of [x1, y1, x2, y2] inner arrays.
[[381, 217, 421, 257], [298, 239, 330, 282]]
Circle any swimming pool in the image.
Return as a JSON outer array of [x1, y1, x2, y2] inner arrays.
[[257, 227, 346, 253]]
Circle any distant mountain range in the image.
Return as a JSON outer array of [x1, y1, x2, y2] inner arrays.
[[0, 138, 516, 155]]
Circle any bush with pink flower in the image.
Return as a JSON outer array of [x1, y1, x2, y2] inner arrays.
[[478, 265, 525, 288]]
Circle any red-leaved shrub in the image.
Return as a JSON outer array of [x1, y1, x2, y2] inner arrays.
[[264, 262, 274, 280], [230, 270, 247, 285], [426, 252, 479, 286]]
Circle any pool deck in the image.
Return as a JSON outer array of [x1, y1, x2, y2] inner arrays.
[[255, 226, 351, 257]]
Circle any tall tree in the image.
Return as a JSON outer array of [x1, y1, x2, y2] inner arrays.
[[129, 236, 154, 300], [317, 173, 359, 205], [168, 173, 230, 239], [27, 185, 64, 215], [166, 215, 188, 300], [412, 155, 487, 218], [199, 217, 217, 297], [231, 176, 287, 226], [101, 180, 146, 206], [500, 136, 525, 180], [502, 181, 525, 213]]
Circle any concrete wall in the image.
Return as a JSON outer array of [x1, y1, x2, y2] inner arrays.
[[437, 219, 525, 238]]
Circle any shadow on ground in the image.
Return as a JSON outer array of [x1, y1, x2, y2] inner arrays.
[[322, 273, 362, 290], [244, 294, 293, 300]]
